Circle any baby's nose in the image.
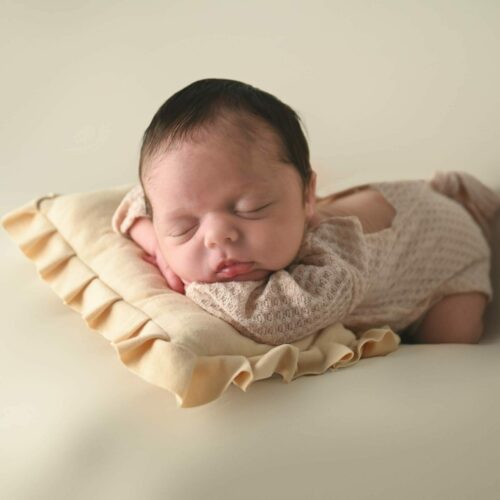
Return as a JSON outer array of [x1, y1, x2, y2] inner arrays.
[[203, 216, 239, 249]]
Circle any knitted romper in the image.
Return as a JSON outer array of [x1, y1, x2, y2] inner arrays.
[[112, 171, 500, 345]]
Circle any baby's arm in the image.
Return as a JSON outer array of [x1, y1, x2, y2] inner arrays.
[[185, 218, 370, 345], [128, 217, 157, 256], [111, 187, 185, 293], [128, 218, 185, 294]]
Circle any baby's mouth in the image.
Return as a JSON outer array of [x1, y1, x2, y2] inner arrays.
[[216, 261, 254, 278]]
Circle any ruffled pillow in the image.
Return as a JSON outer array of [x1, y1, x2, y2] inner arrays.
[[1, 185, 400, 408]]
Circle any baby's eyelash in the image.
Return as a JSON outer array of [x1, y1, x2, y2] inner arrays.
[[167, 203, 273, 236], [169, 225, 197, 237], [236, 203, 272, 214]]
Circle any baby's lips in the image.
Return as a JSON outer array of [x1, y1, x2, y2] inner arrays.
[[217, 262, 254, 278]]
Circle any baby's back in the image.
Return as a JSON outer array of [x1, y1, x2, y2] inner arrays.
[[316, 185, 397, 235], [325, 174, 496, 333]]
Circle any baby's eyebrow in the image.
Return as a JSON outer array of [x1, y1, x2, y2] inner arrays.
[[164, 207, 191, 219], [161, 211, 200, 226]]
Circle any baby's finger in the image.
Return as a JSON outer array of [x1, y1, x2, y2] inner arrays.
[[142, 253, 156, 265], [165, 267, 185, 294]]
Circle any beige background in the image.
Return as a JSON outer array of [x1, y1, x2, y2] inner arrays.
[[1, 1, 500, 499]]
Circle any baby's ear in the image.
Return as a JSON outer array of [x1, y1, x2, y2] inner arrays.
[[305, 171, 317, 219]]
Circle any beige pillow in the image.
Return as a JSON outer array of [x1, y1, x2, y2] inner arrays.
[[1, 185, 400, 408]]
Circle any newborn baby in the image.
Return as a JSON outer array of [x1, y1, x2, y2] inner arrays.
[[112, 78, 500, 346]]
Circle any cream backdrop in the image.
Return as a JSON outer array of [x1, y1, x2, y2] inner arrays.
[[1, 1, 500, 499]]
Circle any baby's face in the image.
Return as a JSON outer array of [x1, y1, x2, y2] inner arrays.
[[145, 127, 317, 285]]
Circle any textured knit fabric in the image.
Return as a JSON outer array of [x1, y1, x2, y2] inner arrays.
[[111, 171, 500, 345]]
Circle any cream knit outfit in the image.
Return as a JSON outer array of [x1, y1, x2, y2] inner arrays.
[[111, 171, 500, 345]]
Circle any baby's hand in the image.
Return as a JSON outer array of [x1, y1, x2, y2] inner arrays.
[[155, 248, 185, 294], [142, 251, 185, 294], [129, 217, 185, 294]]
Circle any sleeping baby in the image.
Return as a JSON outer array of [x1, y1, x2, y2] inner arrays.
[[112, 78, 500, 346]]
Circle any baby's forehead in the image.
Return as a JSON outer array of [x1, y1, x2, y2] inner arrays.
[[197, 111, 285, 154], [150, 126, 285, 176], [215, 121, 283, 160]]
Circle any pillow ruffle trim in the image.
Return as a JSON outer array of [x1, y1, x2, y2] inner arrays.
[[2, 195, 401, 408]]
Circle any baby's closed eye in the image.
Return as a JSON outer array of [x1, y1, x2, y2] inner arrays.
[[167, 203, 274, 237], [235, 202, 274, 215], [169, 225, 198, 237]]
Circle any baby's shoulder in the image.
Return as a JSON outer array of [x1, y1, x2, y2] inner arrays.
[[294, 215, 370, 268]]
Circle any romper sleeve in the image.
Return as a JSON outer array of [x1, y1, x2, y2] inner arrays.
[[111, 184, 149, 237], [185, 217, 371, 345]]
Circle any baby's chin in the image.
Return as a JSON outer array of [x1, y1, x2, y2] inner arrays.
[[183, 268, 272, 285], [217, 268, 272, 282]]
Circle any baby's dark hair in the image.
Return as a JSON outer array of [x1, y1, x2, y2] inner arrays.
[[139, 78, 312, 217]]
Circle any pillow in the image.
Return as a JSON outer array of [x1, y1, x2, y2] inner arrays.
[[1, 185, 400, 408]]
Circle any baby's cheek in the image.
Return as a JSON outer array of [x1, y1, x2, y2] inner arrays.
[[158, 244, 182, 273], [257, 224, 303, 269], [163, 244, 205, 283]]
